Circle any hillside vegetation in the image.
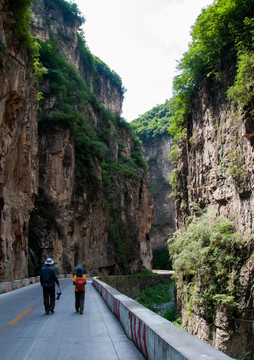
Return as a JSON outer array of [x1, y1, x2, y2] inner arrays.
[[169, 0, 254, 142], [166, 1, 254, 358], [130, 101, 171, 142]]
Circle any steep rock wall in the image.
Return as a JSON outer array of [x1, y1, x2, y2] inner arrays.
[[30, 0, 122, 115], [29, 126, 154, 275], [142, 135, 175, 249], [0, 0, 38, 281], [28, 0, 154, 275], [175, 80, 254, 357], [175, 84, 254, 234]]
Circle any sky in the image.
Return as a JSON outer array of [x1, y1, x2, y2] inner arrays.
[[74, 0, 214, 122]]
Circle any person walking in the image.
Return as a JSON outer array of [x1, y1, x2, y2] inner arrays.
[[40, 258, 60, 315], [73, 266, 87, 314]]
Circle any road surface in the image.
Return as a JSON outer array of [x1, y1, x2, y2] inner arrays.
[[0, 278, 144, 360]]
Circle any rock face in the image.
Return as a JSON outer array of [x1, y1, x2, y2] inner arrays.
[[28, 0, 154, 276], [175, 84, 254, 235], [30, 0, 122, 116], [142, 135, 175, 249], [174, 79, 254, 357], [29, 127, 154, 276], [0, 0, 38, 281], [0, 0, 154, 281]]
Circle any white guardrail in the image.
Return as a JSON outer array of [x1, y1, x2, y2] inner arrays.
[[92, 277, 234, 360]]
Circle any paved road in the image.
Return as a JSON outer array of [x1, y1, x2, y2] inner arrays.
[[0, 279, 144, 360]]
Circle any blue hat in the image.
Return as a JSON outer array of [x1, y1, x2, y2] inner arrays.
[[75, 266, 84, 276]]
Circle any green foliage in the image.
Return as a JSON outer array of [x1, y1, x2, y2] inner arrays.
[[152, 248, 172, 270], [77, 33, 95, 72], [77, 33, 125, 95], [104, 209, 137, 273], [38, 36, 145, 212], [37, 39, 112, 184], [130, 101, 171, 141], [168, 97, 187, 141], [130, 151, 148, 171], [102, 151, 146, 272], [220, 149, 247, 180], [102, 135, 147, 183], [163, 305, 177, 322], [73, 121, 109, 170], [168, 143, 181, 166], [167, 0, 254, 198], [227, 50, 254, 107], [106, 216, 128, 263], [169, 0, 254, 141], [134, 269, 154, 276], [169, 168, 180, 191], [8, 1, 49, 98], [93, 55, 124, 93], [32, 40, 48, 85], [136, 283, 176, 320], [102, 158, 138, 181], [137, 283, 172, 307], [39, 38, 103, 111], [168, 206, 250, 319], [44, 0, 84, 25], [9, 0, 34, 50]]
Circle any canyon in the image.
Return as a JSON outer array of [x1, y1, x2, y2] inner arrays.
[[0, 1, 253, 358]]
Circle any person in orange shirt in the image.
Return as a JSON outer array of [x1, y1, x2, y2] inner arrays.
[[73, 266, 87, 314]]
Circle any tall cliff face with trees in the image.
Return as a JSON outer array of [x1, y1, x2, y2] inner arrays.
[[0, 0, 38, 281], [0, 0, 154, 281], [167, 0, 254, 358], [131, 102, 175, 268]]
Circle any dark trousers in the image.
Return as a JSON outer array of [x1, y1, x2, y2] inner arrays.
[[43, 286, 55, 313], [75, 290, 85, 313]]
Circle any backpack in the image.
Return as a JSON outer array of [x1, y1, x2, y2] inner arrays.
[[76, 276, 85, 291]]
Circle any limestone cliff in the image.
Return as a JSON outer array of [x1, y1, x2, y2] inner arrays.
[[0, 0, 38, 281], [142, 134, 175, 249], [130, 102, 175, 261], [174, 79, 254, 357], [0, 0, 154, 281], [28, 0, 154, 276], [30, 0, 122, 116]]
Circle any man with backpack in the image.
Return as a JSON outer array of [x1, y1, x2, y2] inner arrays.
[[73, 266, 87, 314], [40, 258, 61, 315]]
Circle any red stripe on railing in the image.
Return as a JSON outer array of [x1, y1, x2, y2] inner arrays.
[[113, 298, 120, 320], [129, 313, 148, 358], [142, 322, 148, 358]]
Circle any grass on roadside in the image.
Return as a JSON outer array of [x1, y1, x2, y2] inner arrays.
[[136, 282, 178, 322]]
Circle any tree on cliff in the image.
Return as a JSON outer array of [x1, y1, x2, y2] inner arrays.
[[169, 0, 254, 142], [130, 101, 171, 142]]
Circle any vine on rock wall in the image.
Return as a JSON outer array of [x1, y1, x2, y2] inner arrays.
[[168, 206, 253, 353]]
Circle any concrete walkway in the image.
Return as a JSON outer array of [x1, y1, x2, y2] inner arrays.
[[0, 278, 144, 360]]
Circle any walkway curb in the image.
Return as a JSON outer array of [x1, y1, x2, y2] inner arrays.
[[93, 277, 234, 360], [0, 274, 73, 293]]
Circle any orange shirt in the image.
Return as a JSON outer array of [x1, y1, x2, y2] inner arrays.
[[73, 274, 87, 291]]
